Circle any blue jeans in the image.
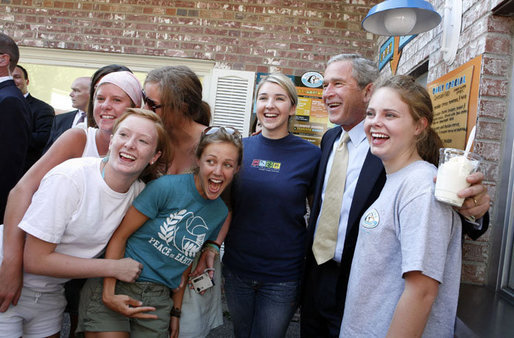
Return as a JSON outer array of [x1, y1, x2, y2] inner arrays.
[[223, 265, 299, 338]]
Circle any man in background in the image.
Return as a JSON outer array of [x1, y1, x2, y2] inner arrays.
[[12, 65, 55, 171], [0, 33, 32, 222], [44, 76, 90, 151]]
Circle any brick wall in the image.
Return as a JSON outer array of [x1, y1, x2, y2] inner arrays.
[[0, 0, 379, 76], [388, 0, 513, 284], [2, 0, 507, 286]]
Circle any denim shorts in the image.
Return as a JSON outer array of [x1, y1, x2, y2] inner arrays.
[[76, 278, 172, 338]]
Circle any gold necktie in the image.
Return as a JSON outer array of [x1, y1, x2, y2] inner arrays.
[[313, 133, 350, 265]]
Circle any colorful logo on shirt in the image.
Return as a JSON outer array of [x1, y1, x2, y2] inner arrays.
[[251, 159, 281, 172], [148, 209, 207, 265], [362, 208, 379, 229]]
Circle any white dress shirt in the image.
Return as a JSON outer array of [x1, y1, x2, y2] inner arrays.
[[72, 110, 87, 128], [315, 120, 370, 263]]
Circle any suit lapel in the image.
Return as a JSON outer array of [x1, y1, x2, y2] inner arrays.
[[346, 150, 385, 235], [318, 128, 342, 183]]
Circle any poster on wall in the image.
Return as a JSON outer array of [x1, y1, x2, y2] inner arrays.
[[255, 72, 333, 146], [427, 55, 482, 150]]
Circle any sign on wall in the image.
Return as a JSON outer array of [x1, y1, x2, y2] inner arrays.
[[427, 55, 482, 149], [379, 35, 416, 75]]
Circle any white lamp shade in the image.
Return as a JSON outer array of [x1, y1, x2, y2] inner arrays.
[[362, 0, 442, 36]]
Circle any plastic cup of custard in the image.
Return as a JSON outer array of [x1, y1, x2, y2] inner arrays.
[[434, 148, 482, 207]]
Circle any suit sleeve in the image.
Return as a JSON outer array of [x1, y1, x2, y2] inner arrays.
[[461, 211, 489, 240], [31, 102, 55, 149], [0, 96, 31, 219], [42, 114, 62, 154]]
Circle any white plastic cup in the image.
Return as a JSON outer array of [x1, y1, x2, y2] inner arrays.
[[434, 148, 482, 207]]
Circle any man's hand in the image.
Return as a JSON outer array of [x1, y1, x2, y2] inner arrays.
[[456, 172, 490, 220], [0, 262, 22, 312]]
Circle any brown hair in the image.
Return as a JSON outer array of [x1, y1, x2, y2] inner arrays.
[[145, 66, 211, 129], [112, 108, 171, 182], [193, 127, 243, 173], [375, 75, 443, 166]]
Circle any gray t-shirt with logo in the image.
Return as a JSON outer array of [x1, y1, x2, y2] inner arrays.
[[340, 160, 462, 338]]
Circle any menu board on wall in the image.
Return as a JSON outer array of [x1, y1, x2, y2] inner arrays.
[[427, 55, 482, 149], [255, 72, 333, 146]]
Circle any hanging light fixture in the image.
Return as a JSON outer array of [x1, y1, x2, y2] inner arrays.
[[362, 0, 442, 36]]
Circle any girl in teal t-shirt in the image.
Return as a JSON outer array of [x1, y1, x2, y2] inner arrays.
[[78, 127, 242, 338]]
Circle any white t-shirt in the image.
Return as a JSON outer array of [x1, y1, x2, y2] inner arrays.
[[340, 161, 462, 338], [18, 157, 145, 292]]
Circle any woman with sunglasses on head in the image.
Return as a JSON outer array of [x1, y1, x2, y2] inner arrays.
[[339, 76, 461, 337], [0, 109, 169, 338], [142, 65, 231, 337], [78, 127, 242, 338], [221, 73, 321, 338], [0, 70, 142, 316]]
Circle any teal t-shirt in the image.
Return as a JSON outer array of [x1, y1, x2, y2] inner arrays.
[[126, 174, 228, 289]]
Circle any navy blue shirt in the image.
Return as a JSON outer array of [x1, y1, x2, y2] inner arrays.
[[223, 133, 320, 282]]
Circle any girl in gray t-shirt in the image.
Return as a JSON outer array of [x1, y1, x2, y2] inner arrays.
[[340, 76, 461, 337]]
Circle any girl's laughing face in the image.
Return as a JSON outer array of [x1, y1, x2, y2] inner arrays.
[[194, 142, 239, 200]]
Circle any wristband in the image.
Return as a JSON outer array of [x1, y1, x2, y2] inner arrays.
[[205, 240, 221, 249], [202, 245, 219, 257], [205, 242, 220, 252], [170, 306, 181, 318]]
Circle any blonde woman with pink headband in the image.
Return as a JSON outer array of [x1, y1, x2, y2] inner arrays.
[[0, 70, 143, 319]]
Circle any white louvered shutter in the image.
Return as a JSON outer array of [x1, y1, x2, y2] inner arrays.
[[208, 69, 255, 136]]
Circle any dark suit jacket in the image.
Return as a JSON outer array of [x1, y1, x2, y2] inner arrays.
[[0, 80, 32, 221], [24, 93, 55, 171], [303, 126, 489, 320], [43, 109, 77, 153], [305, 126, 386, 307]]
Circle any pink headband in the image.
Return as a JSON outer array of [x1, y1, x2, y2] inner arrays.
[[96, 71, 143, 107]]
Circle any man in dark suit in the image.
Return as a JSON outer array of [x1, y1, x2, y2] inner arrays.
[[0, 33, 32, 222], [300, 54, 491, 337], [43, 76, 90, 152], [12, 65, 55, 171]]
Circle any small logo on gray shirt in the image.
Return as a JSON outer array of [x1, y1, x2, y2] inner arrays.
[[362, 209, 379, 229]]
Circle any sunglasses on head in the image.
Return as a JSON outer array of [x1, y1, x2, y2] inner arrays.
[[202, 126, 241, 138], [142, 90, 163, 112]]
